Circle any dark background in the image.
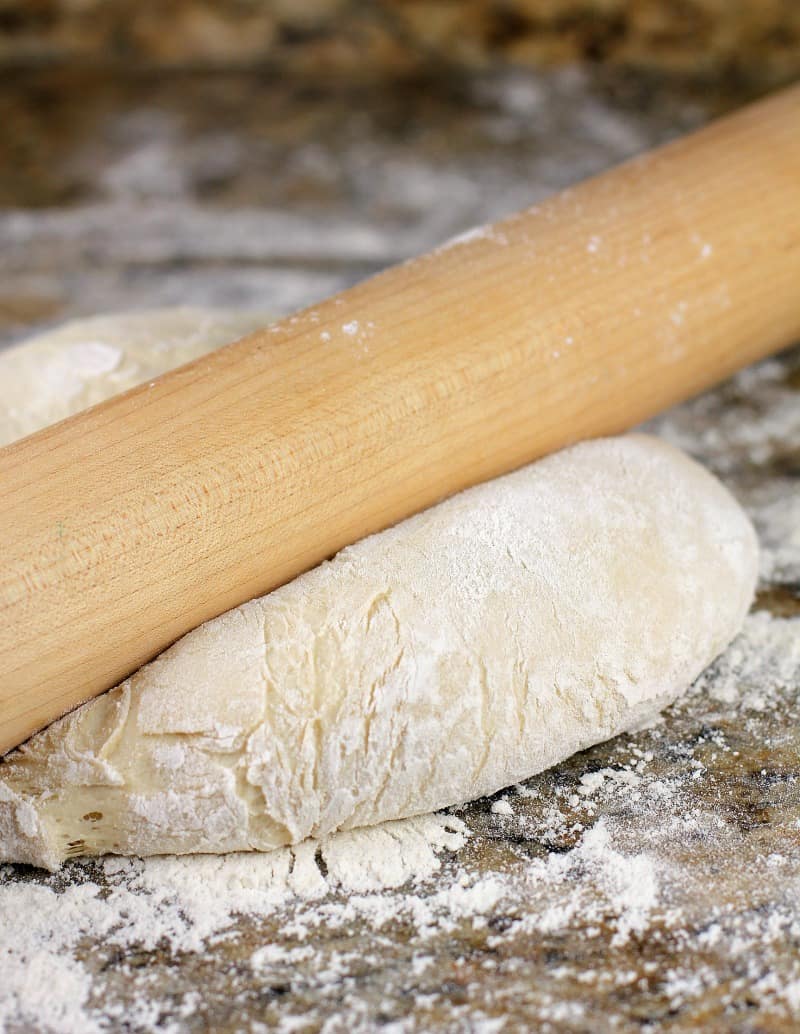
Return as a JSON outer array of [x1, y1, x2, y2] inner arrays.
[[2, 0, 797, 348]]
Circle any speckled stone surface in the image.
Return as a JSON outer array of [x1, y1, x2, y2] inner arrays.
[[1, 0, 799, 85], [1, 67, 799, 1033]]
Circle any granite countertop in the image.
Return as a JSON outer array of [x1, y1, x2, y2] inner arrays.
[[1, 0, 799, 87], [1, 67, 799, 1033]]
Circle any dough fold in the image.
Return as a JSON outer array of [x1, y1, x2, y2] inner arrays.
[[0, 313, 758, 870]]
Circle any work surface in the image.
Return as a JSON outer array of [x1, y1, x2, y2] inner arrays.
[[1, 68, 799, 1033]]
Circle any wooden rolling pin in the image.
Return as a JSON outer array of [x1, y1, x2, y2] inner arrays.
[[1, 84, 799, 756]]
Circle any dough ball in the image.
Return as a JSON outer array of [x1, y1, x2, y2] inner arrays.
[[0, 311, 758, 869]]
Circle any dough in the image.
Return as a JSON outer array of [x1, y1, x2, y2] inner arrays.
[[0, 307, 270, 448], [0, 311, 759, 870]]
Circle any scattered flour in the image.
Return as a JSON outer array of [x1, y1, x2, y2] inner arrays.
[[695, 611, 800, 710], [0, 777, 692, 1032], [753, 492, 800, 582], [3, 608, 800, 1030], [490, 798, 514, 816], [0, 814, 468, 1032], [492, 818, 661, 948]]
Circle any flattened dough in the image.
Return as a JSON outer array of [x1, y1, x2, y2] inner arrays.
[[0, 311, 758, 870]]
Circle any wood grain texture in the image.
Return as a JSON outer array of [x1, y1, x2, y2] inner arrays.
[[1, 83, 799, 755]]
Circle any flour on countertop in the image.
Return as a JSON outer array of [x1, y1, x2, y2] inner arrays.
[[3, 607, 800, 1032], [0, 814, 468, 1033]]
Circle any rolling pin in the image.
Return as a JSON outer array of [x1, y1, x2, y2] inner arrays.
[[1, 84, 799, 756]]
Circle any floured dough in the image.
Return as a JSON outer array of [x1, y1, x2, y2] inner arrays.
[[0, 311, 759, 870], [0, 307, 270, 447]]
